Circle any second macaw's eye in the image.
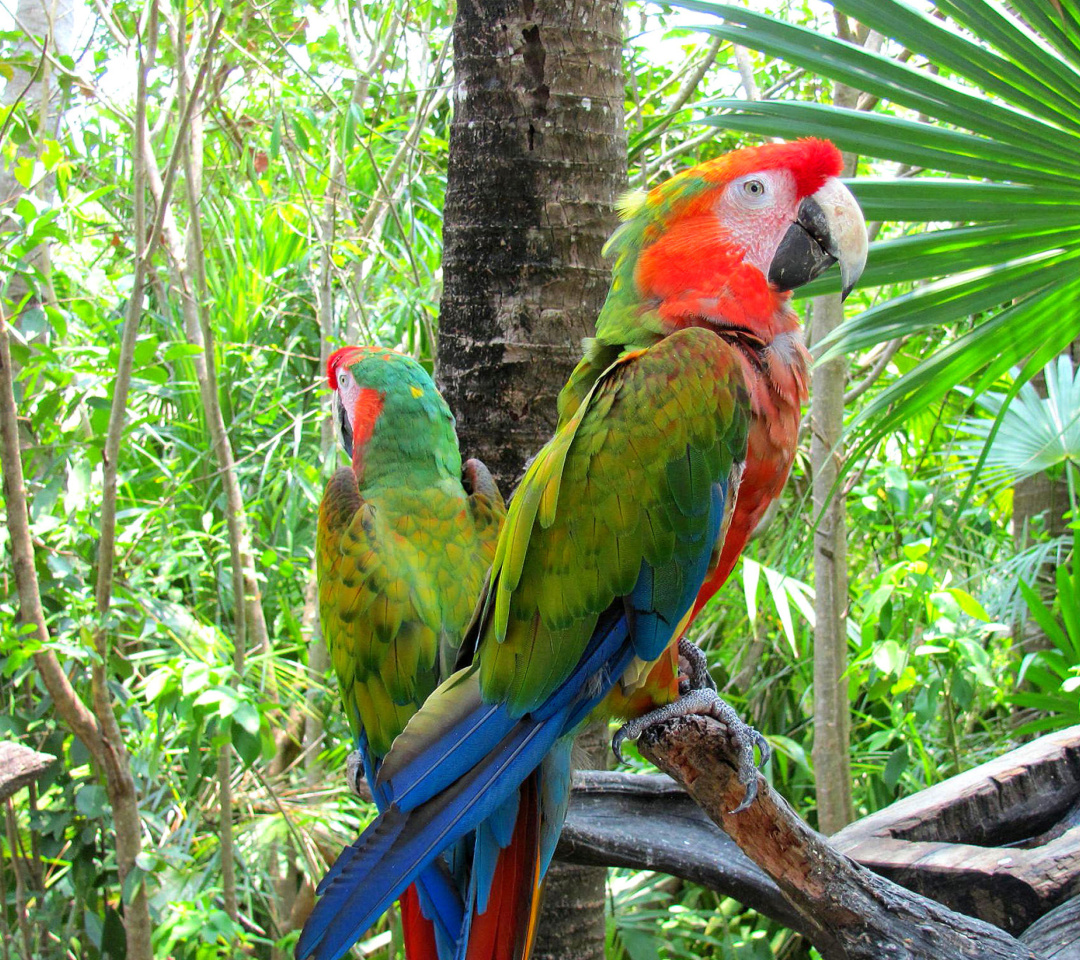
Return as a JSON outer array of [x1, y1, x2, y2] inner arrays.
[[338, 370, 352, 389]]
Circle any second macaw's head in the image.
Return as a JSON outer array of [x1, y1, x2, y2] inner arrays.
[[600, 138, 867, 343], [327, 346, 461, 486]]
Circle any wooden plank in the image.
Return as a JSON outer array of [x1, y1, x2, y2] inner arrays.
[[832, 725, 1080, 932], [834, 725, 1080, 848], [0, 741, 56, 803]]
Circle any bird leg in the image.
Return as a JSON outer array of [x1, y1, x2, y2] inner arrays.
[[613, 638, 769, 813], [346, 750, 365, 798], [677, 636, 717, 694]]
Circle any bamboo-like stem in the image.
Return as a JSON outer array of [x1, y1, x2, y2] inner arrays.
[[4, 801, 32, 959], [170, 4, 246, 926]]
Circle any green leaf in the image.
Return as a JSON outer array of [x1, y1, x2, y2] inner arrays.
[[818, 251, 1080, 360], [828, 0, 1080, 131], [699, 102, 1080, 186], [1018, 580, 1070, 653], [846, 179, 1080, 223], [270, 111, 282, 159], [75, 783, 109, 818], [882, 743, 909, 789], [232, 700, 260, 735], [947, 588, 990, 622], [121, 863, 146, 905], [849, 278, 1080, 438], [686, 8, 1080, 161]]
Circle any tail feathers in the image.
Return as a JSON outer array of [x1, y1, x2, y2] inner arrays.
[[463, 774, 542, 960], [378, 668, 518, 812], [537, 738, 574, 880], [296, 710, 568, 960], [473, 789, 521, 915], [400, 884, 441, 960]]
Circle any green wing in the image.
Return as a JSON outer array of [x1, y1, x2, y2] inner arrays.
[[480, 325, 750, 716], [318, 474, 499, 757]]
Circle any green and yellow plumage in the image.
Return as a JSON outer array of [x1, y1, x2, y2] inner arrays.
[[318, 346, 504, 758], [480, 326, 749, 717]]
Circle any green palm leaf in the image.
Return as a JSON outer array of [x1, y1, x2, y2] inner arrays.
[[672, 0, 1080, 451], [958, 355, 1080, 487]]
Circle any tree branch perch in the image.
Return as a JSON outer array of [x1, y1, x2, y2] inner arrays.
[[634, 715, 1045, 960]]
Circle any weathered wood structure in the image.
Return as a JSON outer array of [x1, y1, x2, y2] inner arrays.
[[556, 722, 1080, 959], [0, 742, 55, 804]]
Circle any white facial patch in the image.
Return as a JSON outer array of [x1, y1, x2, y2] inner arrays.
[[712, 169, 799, 277]]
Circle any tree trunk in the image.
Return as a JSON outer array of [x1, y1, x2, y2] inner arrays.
[[436, 1, 626, 954], [809, 291, 854, 834], [436, 0, 626, 492]]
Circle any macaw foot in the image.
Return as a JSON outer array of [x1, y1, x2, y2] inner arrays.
[[346, 750, 365, 798], [677, 637, 717, 694], [612, 654, 769, 814]]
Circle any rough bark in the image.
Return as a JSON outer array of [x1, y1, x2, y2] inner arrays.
[[558, 771, 813, 936], [436, 2, 626, 955], [555, 728, 1080, 943], [832, 724, 1080, 936], [1021, 895, 1080, 959], [637, 715, 1045, 960], [436, 0, 626, 492]]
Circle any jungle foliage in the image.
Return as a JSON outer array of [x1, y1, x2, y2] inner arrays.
[[1, 1, 1079, 959]]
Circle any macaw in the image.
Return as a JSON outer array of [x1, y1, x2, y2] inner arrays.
[[317, 345, 506, 959], [297, 138, 868, 960]]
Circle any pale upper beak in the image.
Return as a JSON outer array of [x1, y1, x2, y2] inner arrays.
[[768, 177, 868, 301]]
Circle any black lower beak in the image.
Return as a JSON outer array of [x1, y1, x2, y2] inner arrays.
[[339, 402, 353, 455], [768, 196, 838, 295]]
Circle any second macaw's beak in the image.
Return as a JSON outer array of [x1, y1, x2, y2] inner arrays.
[[768, 178, 868, 301], [333, 391, 354, 456]]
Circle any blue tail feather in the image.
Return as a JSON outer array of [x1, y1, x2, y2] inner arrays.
[[538, 738, 573, 879], [299, 474, 734, 960], [297, 710, 569, 960]]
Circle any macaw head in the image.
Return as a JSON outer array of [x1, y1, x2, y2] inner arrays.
[[602, 138, 867, 340], [327, 346, 460, 481]]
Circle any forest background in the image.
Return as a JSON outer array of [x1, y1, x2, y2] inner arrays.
[[2, 0, 1080, 959]]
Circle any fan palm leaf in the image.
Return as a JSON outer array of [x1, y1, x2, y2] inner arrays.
[[671, 0, 1080, 447]]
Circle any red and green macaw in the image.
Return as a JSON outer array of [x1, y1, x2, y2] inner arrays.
[[316, 345, 506, 959], [298, 138, 867, 960]]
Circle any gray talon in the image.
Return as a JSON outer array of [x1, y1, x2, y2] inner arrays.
[[611, 727, 628, 763], [610, 684, 768, 813], [677, 638, 717, 693]]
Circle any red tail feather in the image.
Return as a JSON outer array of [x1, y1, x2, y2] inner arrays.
[[401, 883, 440, 960], [465, 775, 543, 960]]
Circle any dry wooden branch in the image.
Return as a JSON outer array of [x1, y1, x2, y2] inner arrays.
[[0, 743, 55, 804], [557, 771, 812, 936], [1020, 894, 1080, 958], [636, 715, 1045, 960]]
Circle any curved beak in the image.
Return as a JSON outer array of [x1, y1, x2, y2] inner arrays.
[[768, 178, 867, 301], [333, 391, 353, 456]]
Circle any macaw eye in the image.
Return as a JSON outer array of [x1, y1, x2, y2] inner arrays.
[[338, 370, 351, 389], [743, 179, 765, 197]]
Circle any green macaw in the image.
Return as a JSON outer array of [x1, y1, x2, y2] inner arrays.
[[317, 345, 504, 959]]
